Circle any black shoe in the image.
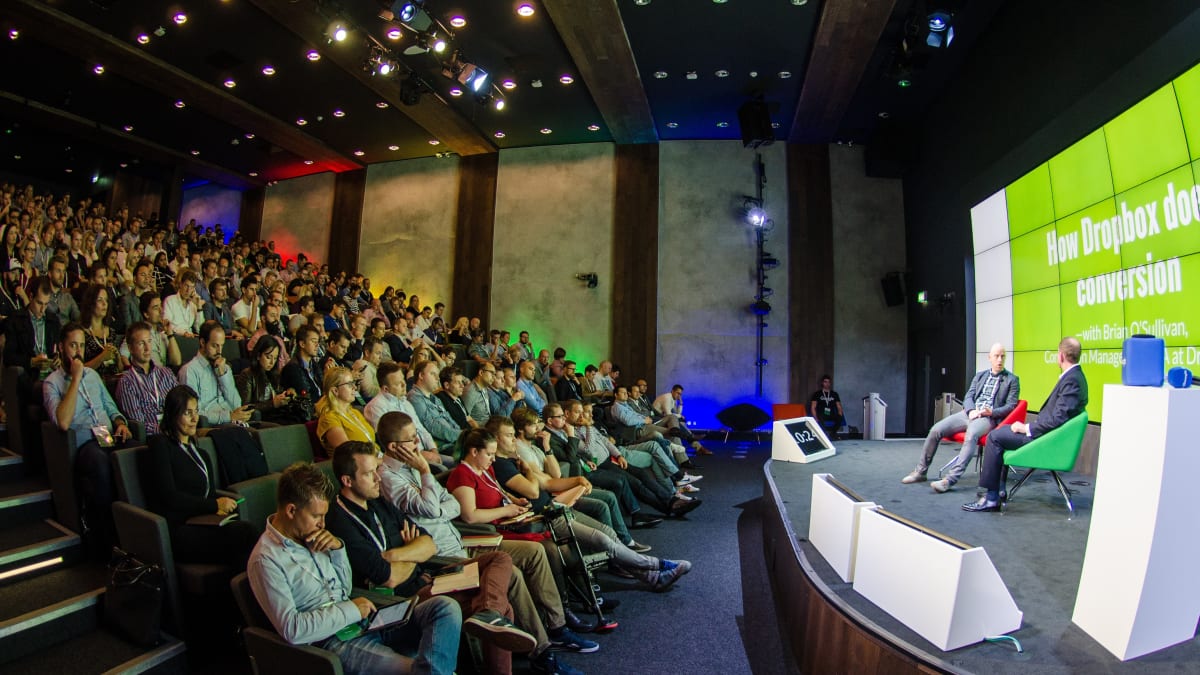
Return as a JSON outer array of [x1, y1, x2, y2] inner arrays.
[[563, 608, 597, 633], [680, 460, 702, 470], [962, 498, 1000, 512], [669, 497, 703, 518], [631, 513, 663, 528], [531, 650, 585, 675], [595, 597, 620, 612]]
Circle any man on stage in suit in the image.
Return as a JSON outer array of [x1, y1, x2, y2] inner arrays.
[[964, 337, 1088, 513], [901, 342, 1020, 493]]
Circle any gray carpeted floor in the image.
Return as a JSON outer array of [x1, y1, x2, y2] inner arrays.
[[572, 439, 799, 675], [768, 438, 1200, 674]]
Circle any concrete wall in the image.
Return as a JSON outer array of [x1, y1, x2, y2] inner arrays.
[[657, 141, 789, 429], [180, 182, 241, 236], [491, 144, 615, 368], [360, 157, 459, 310], [829, 145, 907, 433], [262, 171, 335, 265]]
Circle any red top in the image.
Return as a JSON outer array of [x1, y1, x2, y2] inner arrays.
[[446, 463, 505, 513]]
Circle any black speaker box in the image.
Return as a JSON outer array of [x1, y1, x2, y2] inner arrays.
[[881, 272, 905, 307], [738, 100, 775, 149]]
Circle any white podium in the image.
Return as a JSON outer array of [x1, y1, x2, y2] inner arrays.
[[808, 474, 877, 583], [853, 507, 1022, 651], [1072, 385, 1200, 660]]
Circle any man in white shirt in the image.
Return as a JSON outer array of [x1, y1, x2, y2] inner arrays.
[[162, 269, 203, 337], [231, 275, 261, 337], [364, 362, 450, 468]]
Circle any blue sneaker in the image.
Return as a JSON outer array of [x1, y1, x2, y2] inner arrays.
[[650, 559, 692, 591], [531, 651, 585, 675], [549, 625, 600, 653]]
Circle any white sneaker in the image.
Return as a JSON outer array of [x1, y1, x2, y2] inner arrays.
[[931, 479, 952, 493], [675, 473, 703, 486], [900, 469, 927, 484]]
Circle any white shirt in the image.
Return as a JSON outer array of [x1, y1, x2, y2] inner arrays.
[[163, 294, 200, 333]]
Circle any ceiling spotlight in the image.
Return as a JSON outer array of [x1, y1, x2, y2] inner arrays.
[[174, 100, 186, 108], [93, 64, 105, 75], [654, 71, 668, 79], [327, 20, 348, 43], [306, 49, 321, 61], [715, 69, 729, 78], [136, 33, 150, 44], [686, 71, 698, 79], [517, 4, 535, 17], [376, 59, 395, 76], [449, 86, 463, 96], [249, 172, 259, 177], [262, 65, 276, 75], [778, 71, 792, 79], [493, 97, 505, 111], [444, 56, 489, 93], [123, 125, 133, 132], [449, 16, 466, 28], [531, 79, 543, 88], [376, 101, 389, 109], [244, 133, 256, 139], [428, 139, 440, 145], [388, 144, 400, 150], [494, 131, 505, 138], [792, 0, 808, 4], [296, 118, 307, 125], [540, 128, 552, 134], [303, 160, 314, 165], [925, 10, 954, 48], [173, 12, 188, 25], [190, 150, 200, 156], [153, 26, 167, 37], [399, 73, 432, 106], [587, 124, 600, 131], [877, 111, 890, 119], [332, 109, 345, 117], [223, 78, 236, 88], [353, 150, 365, 156], [398, 2, 434, 31], [8, 29, 18, 40], [431, 34, 447, 53], [119, 163, 127, 168], [560, 74, 574, 84], [386, 27, 402, 40], [666, 122, 678, 128], [716, 121, 729, 127], [501, 79, 516, 90]]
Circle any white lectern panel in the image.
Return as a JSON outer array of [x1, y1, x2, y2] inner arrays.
[[808, 474, 877, 583], [1072, 385, 1200, 660], [853, 507, 1022, 651], [771, 416, 835, 463]]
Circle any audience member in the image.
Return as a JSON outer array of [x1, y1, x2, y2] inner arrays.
[[315, 366, 376, 455], [179, 321, 252, 427], [115, 321, 179, 436]]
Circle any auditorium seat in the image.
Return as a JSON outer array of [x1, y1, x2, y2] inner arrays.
[[40, 422, 86, 535], [1002, 411, 1089, 513], [230, 572, 343, 675], [255, 424, 317, 473], [939, 400, 1027, 476]]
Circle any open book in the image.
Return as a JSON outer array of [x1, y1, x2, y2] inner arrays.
[[461, 533, 504, 549], [430, 561, 480, 595]]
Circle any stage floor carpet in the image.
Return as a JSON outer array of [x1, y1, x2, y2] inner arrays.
[[766, 438, 1200, 674]]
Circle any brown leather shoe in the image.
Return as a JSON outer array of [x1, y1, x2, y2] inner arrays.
[[695, 445, 714, 456]]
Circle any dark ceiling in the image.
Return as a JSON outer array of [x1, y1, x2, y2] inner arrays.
[[0, 0, 1004, 191]]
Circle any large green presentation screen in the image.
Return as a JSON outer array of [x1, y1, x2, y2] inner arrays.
[[970, 60, 1200, 422]]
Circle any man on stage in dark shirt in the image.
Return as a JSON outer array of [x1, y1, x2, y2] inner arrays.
[[964, 337, 1088, 513], [810, 375, 844, 435]]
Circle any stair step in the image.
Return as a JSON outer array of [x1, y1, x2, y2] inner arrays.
[[0, 520, 80, 585], [0, 449, 23, 482], [0, 563, 108, 624], [0, 624, 186, 674], [0, 477, 54, 528], [0, 587, 101, 666]]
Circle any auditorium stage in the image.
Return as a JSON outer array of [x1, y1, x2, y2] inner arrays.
[[761, 438, 1200, 674]]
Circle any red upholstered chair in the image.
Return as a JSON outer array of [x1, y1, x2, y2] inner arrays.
[[938, 400, 1027, 477]]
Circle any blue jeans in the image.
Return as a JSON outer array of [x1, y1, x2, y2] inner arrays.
[[576, 491, 632, 545], [325, 595, 461, 675]]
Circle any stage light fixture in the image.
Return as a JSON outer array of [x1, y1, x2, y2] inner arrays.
[[8, 29, 18, 40], [750, 300, 771, 315], [398, 2, 434, 32], [399, 73, 432, 106], [444, 54, 490, 93], [449, 86, 463, 96], [746, 207, 767, 227], [924, 10, 954, 48]]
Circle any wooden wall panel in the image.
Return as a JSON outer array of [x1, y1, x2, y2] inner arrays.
[[238, 187, 265, 243], [453, 153, 500, 327], [327, 169, 366, 275], [787, 144, 835, 403], [611, 144, 659, 390], [108, 171, 164, 223]]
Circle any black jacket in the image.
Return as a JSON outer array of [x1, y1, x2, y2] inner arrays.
[[145, 434, 218, 529], [435, 391, 471, 431], [1031, 366, 1088, 438], [4, 309, 61, 371]]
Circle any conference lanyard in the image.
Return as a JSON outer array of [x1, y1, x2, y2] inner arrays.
[[180, 440, 211, 496], [477, 467, 511, 506], [336, 497, 388, 553]]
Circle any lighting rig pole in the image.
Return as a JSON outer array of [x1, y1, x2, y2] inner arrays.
[[744, 153, 774, 398]]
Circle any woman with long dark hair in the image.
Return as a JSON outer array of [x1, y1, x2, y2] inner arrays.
[[236, 337, 300, 424], [80, 284, 123, 376]]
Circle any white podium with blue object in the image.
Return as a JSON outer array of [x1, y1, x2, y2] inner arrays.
[[1072, 385, 1200, 660]]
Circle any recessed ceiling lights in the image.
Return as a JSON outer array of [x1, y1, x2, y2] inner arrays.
[[517, 4, 535, 17], [531, 79, 543, 88], [296, 118, 307, 126], [653, 71, 668, 79], [897, 78, 912, 88], [190, 150, 200, 156], [877, 111, 890, 119], [428, 139, 440, 145], [715, 69, 729, 78], [244, 133, 255, 139], [153, 26, 167, 37], [327, 21, 348, 42], [449, 16, 466, 28], [712, 0, 728, 4], [249, 172, 259, 177], [223, 78, 236, 88], [560, 74, 574, 84], [64, 168, 73, 173], [123, 125, 133, 132], [666, 122, 678, 128], [332, 109, 345, 117], [778, 71, 792, 79], [388, 144, 399, 151], [119, 163, 127, 168], [173, 12, 188, 25], [716, 121, 729, 127], [136, 33, 150, 44], [771, 122, 781, 128], [449, 87, 463, 96], [376, 101, 389, 109], [262, 65, 276, 76], [494, 131, 505, 138], [501, 79, 516, 90], [174, 100, 186, 108], [386, 27, 402, 40], [306, 49, 321, 62], [792, 0, 809, 5], [93, 64, 105, 75], [353, 150, 365, 156], [587, 124, 600, 131], [635, 0, 651, 5], [493, 98, 505, 111], [231, 138, 240, 145], [749, 70, 759, 77], [7, 29, 18, 40], [303, 160, 314, 165], [540, 128, 552, 134], [686, 71, 698, 80]]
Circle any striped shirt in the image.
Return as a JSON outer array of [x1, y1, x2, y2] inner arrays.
[[115, 363, 179, 436]]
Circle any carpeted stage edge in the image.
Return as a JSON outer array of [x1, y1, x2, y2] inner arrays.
[[761, 438, 1200, 675]]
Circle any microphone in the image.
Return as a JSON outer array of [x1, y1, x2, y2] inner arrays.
[[1167, 367, 1195, 388]]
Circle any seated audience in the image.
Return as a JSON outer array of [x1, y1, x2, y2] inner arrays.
[[179, 320, 252, 426], [163, 269, 203, 337], [115, 321, 179, 436], [315, 366, 375, 455], [247, 462, 462, 675], [435, 366, 476, 430], [408, 359, 463, 447], [236, 337, 302, 425], [202, 277, 236, 335], [4, 278, 60, 376], [279, 324, 323, 415], [79, 284, 123, 377], [554, 361, 583, 402], [144, 385, 259, 566]]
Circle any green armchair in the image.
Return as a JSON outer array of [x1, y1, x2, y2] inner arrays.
[[1002, 411, 1089, 513]]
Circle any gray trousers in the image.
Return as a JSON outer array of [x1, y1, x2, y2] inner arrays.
[[917, 410, 995, 484]]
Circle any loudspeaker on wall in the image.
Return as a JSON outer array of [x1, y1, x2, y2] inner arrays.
[[738, 100, 775, 149]]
